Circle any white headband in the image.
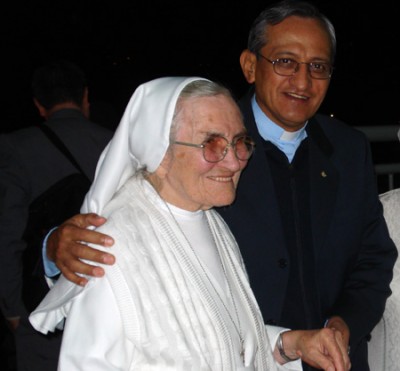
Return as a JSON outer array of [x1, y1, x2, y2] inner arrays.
[[81, 76, 209, 214]]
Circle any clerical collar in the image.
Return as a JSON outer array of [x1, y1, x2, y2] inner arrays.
[[251, 95, 308, 163]]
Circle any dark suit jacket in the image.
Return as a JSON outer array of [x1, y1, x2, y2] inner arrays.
[[218, 89, 398, 369], [0, 109, 113, 319]]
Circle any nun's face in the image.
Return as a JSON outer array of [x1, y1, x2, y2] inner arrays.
[[157, 94, 249, 211]]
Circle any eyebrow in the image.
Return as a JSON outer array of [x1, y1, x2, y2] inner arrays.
[[199, 129, 248, 138]]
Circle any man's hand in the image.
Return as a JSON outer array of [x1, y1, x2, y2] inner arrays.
[[278, 327, 351, 371], [325, 316, 350, 349], [47, 213, 115, 286]]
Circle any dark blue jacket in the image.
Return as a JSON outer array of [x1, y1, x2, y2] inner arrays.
[[218, 89, 398, 370]]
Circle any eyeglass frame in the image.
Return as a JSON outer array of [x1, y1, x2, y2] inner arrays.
[[173, 134, 256, 163], [257, 52, 333, 80]]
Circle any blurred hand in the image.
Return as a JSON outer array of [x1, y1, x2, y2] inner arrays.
[[47, 213, 115, 286]]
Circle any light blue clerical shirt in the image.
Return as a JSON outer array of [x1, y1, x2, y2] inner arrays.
[[251, 95, 308, 163]]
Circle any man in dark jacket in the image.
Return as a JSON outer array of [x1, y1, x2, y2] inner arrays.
[[218, 2, 397, 369], [0, 60, 113, 370]]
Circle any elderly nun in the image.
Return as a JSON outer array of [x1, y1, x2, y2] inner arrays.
[[29, 77, 304, 370]]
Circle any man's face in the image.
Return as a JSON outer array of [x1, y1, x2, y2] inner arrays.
[[157, 95, 248, 211], [244, 16, 332, 132]]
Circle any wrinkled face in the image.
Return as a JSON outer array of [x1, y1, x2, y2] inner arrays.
[[244, 16, 332, 132], [156, 95, 248, 211]]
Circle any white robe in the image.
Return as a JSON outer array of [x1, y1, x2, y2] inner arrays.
[[30, 175, 301, 370]]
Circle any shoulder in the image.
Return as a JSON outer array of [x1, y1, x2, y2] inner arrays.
[[93, 186, 148, 252], [0, 126, 43, 149], [0, 127, 44, 173], [313, 114, 366, 140], [78, 119, 114, 139], [47, 112, 113, 141], [311, 114, 369, 152]]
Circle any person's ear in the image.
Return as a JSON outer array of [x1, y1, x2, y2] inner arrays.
[[240, 49, 257, 84], [33, 98, 48, 118]]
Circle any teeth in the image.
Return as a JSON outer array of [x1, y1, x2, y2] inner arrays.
[[288, 93, 307, 100], [214, 177, 232, 182]]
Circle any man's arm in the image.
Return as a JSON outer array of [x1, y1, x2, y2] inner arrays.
[[45, 213, 115, 286]]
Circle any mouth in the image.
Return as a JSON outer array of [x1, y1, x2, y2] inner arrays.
[[286, 92, 308, 100], [209, 175, 234, 183]]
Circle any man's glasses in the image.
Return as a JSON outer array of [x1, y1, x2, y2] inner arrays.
[[257, 53, 333, 80], [173, 135, 255, 163]]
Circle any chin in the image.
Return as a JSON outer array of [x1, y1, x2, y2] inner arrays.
[[214, 195, 236, 208]]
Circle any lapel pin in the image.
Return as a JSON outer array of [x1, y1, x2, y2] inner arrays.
[[321, 171, 327, 178]]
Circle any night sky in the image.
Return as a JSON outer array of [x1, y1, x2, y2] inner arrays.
[[3, 0, 400, 134]]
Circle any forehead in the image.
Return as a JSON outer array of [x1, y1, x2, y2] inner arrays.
[[265, 16, 332, 60], [178, 95, 244, 135]]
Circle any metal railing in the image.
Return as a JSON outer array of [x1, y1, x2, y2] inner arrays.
[[355, 125, 400, 190]]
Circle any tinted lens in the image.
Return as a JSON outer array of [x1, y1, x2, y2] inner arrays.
[[202, 136, 255, 162], [203, 136, 228, 162], [235, 136, 254, 160]]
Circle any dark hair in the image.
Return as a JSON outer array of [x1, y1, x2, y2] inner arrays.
[[248, 0, 336, 63], [31, 60, 88, 109]]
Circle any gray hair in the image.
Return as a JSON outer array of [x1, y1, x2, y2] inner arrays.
[[248, 0, 336, 63], [170, 80, 240, 141]]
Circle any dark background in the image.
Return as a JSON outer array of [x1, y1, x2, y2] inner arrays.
[[3, 0, 400, 130], [3, 0, 400, 190], [1, 2, 399, 368]]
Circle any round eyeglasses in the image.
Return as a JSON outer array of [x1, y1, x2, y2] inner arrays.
[[173, 135, 256, 163], [257, 53, 333, 80]]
